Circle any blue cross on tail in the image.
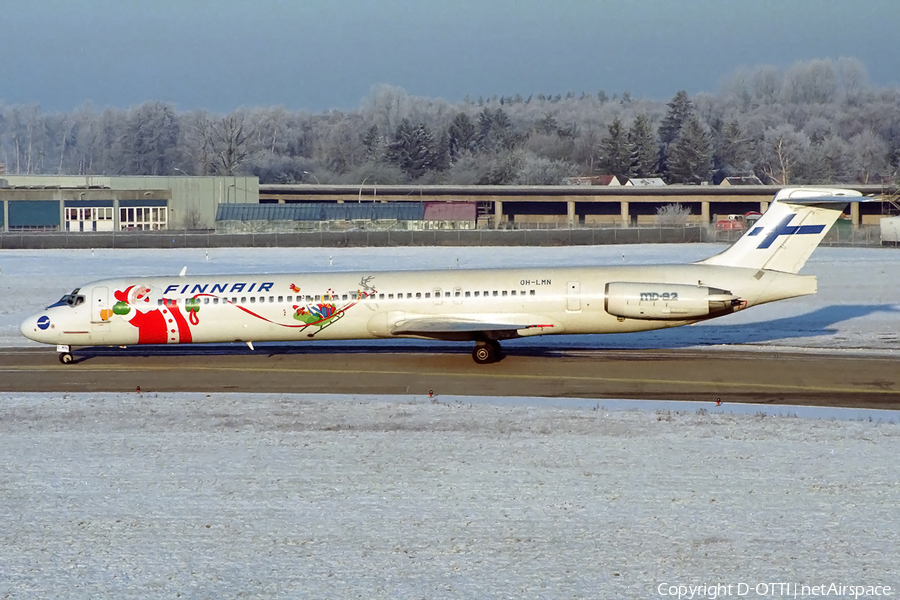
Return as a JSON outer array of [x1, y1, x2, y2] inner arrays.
[[746, 214, 825, 249]]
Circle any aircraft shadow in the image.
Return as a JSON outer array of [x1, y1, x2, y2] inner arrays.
[[571, 303, 900, 350], [71, 303, 899, 361]]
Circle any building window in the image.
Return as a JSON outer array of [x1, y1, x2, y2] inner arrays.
[[120, 205, 167, 231], [65, 206, 115, 232]]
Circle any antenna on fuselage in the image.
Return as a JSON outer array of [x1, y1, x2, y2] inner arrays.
[[178, 266, 187, 277]]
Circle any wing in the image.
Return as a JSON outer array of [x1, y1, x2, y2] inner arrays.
[[391, 317, 556, 336], [389, 315, 562, 339]]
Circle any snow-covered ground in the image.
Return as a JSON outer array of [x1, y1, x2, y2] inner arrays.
[[2, 246, 899, 597], [1, 392, 897, 598], [2, 243, 900, 352]]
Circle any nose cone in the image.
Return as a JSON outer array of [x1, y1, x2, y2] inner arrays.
[[20, 313, 51, 342]]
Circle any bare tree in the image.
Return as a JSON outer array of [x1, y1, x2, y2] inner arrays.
[[758, 125, 810, 185], [208, 112, 257, 176], [847, 130, 889, 183]]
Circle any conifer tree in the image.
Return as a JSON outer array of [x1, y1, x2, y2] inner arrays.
[[627, 113, 657, 177], [666, 113, 712, 183], [712, 119, 748, 173], [658, 90, 694, 146], [386, 119, 436, 180], [598, 117, 631, 175], [447, 112, 476, 158], [362, 124, 381, 159]]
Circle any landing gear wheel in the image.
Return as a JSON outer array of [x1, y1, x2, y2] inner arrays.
[[58, 352, 74, 364], [472, 341, 501, 364]]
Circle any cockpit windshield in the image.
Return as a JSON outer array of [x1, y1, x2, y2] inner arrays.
[[55, 288, 85, 307]]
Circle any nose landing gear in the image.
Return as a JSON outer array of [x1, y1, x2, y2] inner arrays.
[[57, 344, 74, 365]]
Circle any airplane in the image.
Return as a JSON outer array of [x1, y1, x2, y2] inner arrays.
[[21, 187, 873, 365]]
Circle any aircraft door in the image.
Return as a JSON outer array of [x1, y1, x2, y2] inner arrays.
[[433, 288, 443, 305], [566, 281, 581, 312], [91, 286, 110, 323]]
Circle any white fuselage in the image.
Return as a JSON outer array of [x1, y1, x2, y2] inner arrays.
[[21, 263, 816, 348]]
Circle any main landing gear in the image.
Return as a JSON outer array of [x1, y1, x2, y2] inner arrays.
[[472, 340, 502, 364], [57, 344, 74, 364]]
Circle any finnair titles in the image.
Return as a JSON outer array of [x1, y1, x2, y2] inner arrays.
[[21, 187, 873, 364]]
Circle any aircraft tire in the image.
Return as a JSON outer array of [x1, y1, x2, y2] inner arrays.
[[472, 343, 497, 364], [58, 352, 74, 365]]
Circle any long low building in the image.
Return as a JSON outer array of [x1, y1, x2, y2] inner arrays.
[[259, 183, 892, 228], [216, 202, 478, 232], [0, 176, 257, 232], [0, 177, 891, 231]]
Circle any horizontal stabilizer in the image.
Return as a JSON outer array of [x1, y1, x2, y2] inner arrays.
[[776, 195, 881, 205]]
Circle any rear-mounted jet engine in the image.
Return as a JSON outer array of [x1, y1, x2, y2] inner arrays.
[[604, 282, 742, 320]]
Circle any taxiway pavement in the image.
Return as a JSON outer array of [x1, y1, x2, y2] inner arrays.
[[1, 346, 898, 408]]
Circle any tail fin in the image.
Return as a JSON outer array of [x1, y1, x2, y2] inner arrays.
[[699, 187, 865, 274]]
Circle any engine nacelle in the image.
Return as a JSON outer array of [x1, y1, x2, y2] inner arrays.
[[604, 282, 739, 321]]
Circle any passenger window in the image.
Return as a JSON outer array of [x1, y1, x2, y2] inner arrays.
[[474, 291, 480, 297], [465, 291, 470, 298], [425, 293, 431, 298], [269, 296, 274, 303], [241, 297, 246, 304], [416, 292, 422, 299], [388, 294, 394, 299], [315, 295, 321, 301], [445, 292, 450, 298], [379, 294, 385, 300], [342, 294, 348, 300], [511, 290, 516, 296], [278, 296, 283, 302], [492, 291, 498, 297], [250, 297, 256, 303], [502, 291, 508, 297], [530, 290, 536, 296], [213, 298, 219, 305], [157, 298, 163, 306]]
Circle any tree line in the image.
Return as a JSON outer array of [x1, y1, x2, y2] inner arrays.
[[1, 57, 898, 187]]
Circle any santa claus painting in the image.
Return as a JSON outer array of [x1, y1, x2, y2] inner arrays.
[[114, 285, 193, 344]]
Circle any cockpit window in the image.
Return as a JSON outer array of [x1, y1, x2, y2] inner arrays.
[[56, 288, 85, 307]]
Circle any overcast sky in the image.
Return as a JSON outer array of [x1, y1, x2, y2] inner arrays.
[[1, 0, 897, 113]]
